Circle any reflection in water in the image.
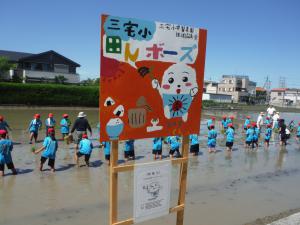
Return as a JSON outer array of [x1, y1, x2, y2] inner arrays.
[[206, 154, 215, 175], [263, 149, 270, 166], [189, 156, 200, 169], [1, 176, 16, 210], [224, 151, 232, 163], [276, 148, 287, 170], [244, 151, 258, 171]]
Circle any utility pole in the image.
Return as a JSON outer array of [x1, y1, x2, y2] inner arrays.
[[279, 76, 286, 88], [279, 77, 286, 107], [263, 76, 271, 104]]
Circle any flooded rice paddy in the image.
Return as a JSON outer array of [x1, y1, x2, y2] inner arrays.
[[1, 107, 300, 225]]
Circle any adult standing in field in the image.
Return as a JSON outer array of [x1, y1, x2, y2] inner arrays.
[[71, 112, 92, 152], [257, 112, 265, 130], [267, 105, 276, 117], [272, 112, 280, 129]]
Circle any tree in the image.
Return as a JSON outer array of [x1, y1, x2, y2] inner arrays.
[[0, 57, 16, 80], [81, 77, 100, 86], [12, 74, 23, 83], [54, 75, 67, 84]]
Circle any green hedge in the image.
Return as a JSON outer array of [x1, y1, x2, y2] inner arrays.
[[0, 83, 99, 107]]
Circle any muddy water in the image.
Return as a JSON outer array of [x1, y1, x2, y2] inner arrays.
[[1, 107, 300, 225]]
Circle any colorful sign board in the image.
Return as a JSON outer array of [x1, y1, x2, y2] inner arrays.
[[100, 14, 207, 141], [133, 161, 172, 223]]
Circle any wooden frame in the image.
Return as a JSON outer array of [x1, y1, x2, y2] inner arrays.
[[109, 135, 190, 225]]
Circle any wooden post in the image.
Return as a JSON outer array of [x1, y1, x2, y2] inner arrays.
[[110, 140, 119, 225], [176, 135, 189, 225], [108, 137, 190, 225]]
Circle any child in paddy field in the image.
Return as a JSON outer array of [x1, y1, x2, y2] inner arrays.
[[75, 134, 93, 167], [245, 124, 254, 148], [45, 113, 56, 136], [207, 116, 215, 130], [244, 116, 251, 131], [225, 123, 234, 151], [166, 136, 181, 158], [297, 123, 300, 141], [102, 141, 111, 165], [153, 138, 163, 160], [265, 124, 272, 147], [34, 128, 58, 172], [279, 119, 287, 146], [226, 116, 234, 125], [287, 120, 295, 133], [265, 116, 271, 126], [0, 115, 12, 133], [0, 130, 17, 176], [252, 123, 259, 149], [207, 125, 217, 153], [221, 115, 228, 131], [189, 134, 199, 156], [124, 140, 135, 161], [60, 114, 71, 140], [28, 114, 42, 144]]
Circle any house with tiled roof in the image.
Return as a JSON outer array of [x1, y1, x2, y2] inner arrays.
[[0, 50, 80, 83]]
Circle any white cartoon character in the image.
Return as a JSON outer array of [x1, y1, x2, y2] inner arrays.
[[152, 63, 198, 122], [143, 182, 161, 200]]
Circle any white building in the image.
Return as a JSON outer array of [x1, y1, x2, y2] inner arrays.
[[204, 80, 218, 94], [270, 88, 300, 106], [202, 93, 232, 103], [217, 75, 256, 103]]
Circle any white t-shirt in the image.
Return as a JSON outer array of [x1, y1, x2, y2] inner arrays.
[[267, 107, 276, 116], [273, 114, 280, 121], [257, 115, 264, 127]]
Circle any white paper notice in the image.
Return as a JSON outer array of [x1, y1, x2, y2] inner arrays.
[[133, 160, 172, 223]]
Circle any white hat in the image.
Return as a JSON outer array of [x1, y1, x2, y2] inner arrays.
[[260, 112, 265, 115], [78, 112, 86, 118]]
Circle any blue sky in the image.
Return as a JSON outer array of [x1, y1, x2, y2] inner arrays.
[[1, 0, 299, 87]]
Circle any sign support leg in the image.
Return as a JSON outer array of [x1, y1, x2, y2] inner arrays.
[[176, 135, 189, 225], [109, 140, 119, 225]]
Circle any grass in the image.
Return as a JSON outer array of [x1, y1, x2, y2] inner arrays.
[[0, 82, 99, 107]]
